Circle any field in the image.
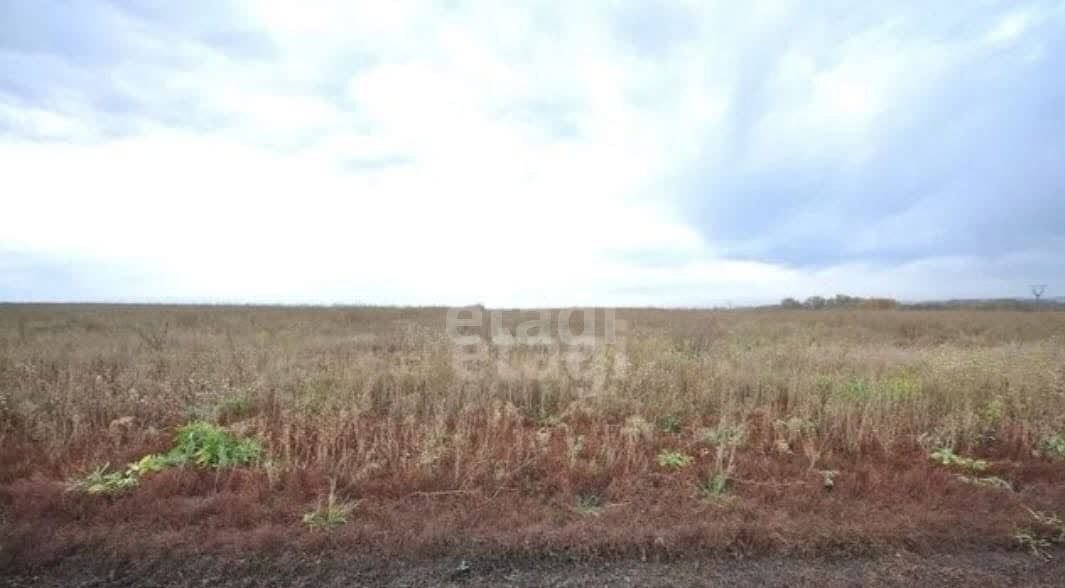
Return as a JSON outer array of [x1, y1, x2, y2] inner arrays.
[[2, 304, 1065, 584]]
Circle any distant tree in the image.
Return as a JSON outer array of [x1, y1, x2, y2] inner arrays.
[[780, 297, 802, 309], [832, 294, 858, 307], [804, 296, 826, 310], [861, 298, 898, 310]]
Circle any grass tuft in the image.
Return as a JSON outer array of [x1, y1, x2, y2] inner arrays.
[[303, 481, 358, 530]]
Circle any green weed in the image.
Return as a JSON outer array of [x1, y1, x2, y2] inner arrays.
[[696, 423, 746, 499], [1037, 434, 1065, 460], [66, 464, 138, 495], [696, 472, 730, 499], [978, 398, 1005, 426], [126, 453, 172, 476], [162, 421, 262, 468], [656, 449, 693, 469], [701, 424, 746, 447], [657, 415, 682, 434], [843, 378, 870, 402], [880, 374, 922, 401], [929, 447, 988, 472], [68, 421, 263, 496], [303, 482, 358, 530]]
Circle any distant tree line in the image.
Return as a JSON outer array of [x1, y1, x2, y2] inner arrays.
[[777, 294, 1064, 311], [905, 299, 1065, 311], [779, 294, 898, 310]]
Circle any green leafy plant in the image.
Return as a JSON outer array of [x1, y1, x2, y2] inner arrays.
[[656, 449, 693, 469], [978, 398, 1005, 426], [163, 421, 262, 468], [68, 422, 263, 496], [929, 447, 988, 472], [657, 415, 682, 434], [695, 423, 747, 499], [842, 378, 870, 402], [1037, 434, 1065, 460], [126, 453, 172, 476], [701, 424, 746, 447], [696, 472, 730, 499], [880, 374, 921, 401], [66, 464, 138, 495], [303, 481, 358, 530]]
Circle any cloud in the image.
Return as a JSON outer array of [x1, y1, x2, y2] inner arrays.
[[1, 1, 1062, 305], [675, 2, 1065, 268]]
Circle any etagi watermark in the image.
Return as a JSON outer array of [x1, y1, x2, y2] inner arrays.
[[445, 308, 628, 382]]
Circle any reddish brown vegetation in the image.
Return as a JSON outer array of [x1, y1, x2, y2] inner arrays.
[[2, 305, 1064, 575], [3, 435, 1063, 572]]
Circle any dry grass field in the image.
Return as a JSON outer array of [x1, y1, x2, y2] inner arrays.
[[2, 304, 1064, 581]]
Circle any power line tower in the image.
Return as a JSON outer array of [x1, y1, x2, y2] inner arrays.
[[1031, 284, 1047, 304]]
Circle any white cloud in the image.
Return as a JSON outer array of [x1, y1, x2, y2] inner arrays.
[[987, 11, 1031, 45], [1, 0, 1063, 305]]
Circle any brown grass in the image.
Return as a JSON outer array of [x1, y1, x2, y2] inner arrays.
[[1, 304, 1064, 567]]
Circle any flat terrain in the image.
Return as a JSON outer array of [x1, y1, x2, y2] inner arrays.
[[4, 548, 1065, 587], [1, 305, 1064, 584]]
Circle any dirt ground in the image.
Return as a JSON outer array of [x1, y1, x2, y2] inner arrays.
[[3, 548, 1064, 587]]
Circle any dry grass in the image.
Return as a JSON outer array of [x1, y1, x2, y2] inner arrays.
[[1, 304, 1064, 563]]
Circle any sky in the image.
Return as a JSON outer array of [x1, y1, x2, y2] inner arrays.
[[1, 0, 1063, 306]]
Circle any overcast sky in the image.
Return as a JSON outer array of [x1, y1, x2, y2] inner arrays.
[[2, 1, 1063, 306]]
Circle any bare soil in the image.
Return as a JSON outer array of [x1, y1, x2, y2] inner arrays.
[[3, 548, 1064, 587]]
